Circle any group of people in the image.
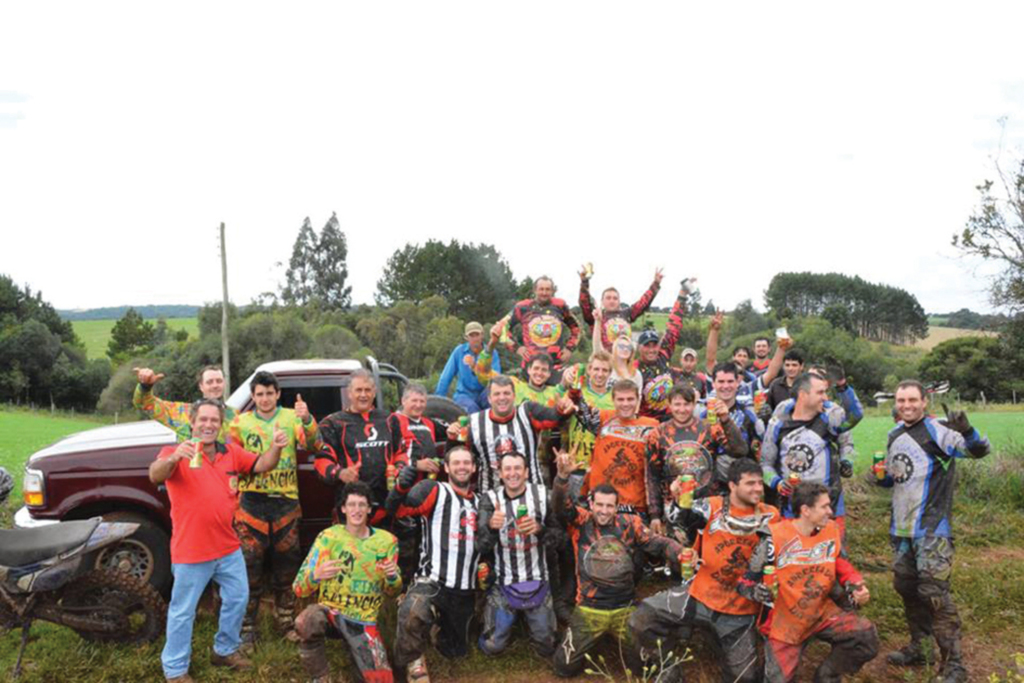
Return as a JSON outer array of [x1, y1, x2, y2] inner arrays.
[[140, 266, 991, 683]]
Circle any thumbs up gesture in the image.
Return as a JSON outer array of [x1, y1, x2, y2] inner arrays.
[[134, 367, 166, 386], [273, 425, 289, 449], [295, 393, 310, 423]]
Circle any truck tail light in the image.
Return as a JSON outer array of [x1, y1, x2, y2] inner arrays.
[[23, 468, 45, 507]]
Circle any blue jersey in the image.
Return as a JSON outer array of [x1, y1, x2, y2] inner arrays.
[[762, 400, 847, 517], [880, 418, 990, 538], [436, 342, 497, 399]]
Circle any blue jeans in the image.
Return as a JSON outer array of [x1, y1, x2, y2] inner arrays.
[[162, 548, 249, 679], [479, 583, 556, 658]]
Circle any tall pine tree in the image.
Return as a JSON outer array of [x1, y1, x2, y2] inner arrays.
[[313, 212, 352, 310]]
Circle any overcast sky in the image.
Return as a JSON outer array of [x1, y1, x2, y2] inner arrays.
[[3, 2, 1023, 317]]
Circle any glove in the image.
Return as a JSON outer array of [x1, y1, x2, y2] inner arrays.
[[757, 401, 773, 423], [751, 583, 775, 606], [776, 479, 795, 497], [839, 459, 854, 479], [942, 403, 972, 435]]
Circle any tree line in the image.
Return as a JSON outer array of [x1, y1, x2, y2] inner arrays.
[[6, 202, 1024, 413], [764, 271, 929, 344]]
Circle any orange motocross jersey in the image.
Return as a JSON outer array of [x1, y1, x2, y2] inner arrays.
[[769, 519, 843, 645]]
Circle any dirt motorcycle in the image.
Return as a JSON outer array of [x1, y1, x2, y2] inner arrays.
[[0, 468, 167, 678]]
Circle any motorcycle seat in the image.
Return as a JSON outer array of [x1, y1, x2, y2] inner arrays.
[[0, 518, 100, 568]]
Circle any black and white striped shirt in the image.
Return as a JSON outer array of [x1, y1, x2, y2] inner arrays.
[[393, 479, 479, 590], [479, 483, 550, 586], [469, 402, 563, 493]]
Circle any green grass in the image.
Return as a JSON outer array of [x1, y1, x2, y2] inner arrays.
[[72, 317, 198, 359], [0, 409, 113, 503], [2, 411, 1023, 680]]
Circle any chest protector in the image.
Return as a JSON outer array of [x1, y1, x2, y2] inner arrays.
[[770, 520, 842, 644]]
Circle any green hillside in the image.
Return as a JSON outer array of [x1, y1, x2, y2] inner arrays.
[[73, 318, 198, 359]]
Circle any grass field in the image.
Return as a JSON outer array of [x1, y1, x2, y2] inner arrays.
[[1, 409, 1022, 681], [912, 325, 998, 351], [72, 317, 198, 359]]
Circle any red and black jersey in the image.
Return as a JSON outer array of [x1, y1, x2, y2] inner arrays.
[[387, 412, 441, 464], [579, 277, 660, 351], [317, 409, 407, 523], [505, 297, 581, 369]]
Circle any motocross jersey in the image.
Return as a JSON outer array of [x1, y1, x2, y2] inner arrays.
[[228, 407, 321, 499], [317, 409, 408, 524], [645, 416, 749, 519], [578, 276, 660, 351], [553, 476, 680, 609], [638, 289, 688, 419], [562, 379, 614, 471], [673, 495, 779, 615], [505, 297, 580, 369], [762, 401, 846, 517], [474, 348, 562, 407], [292, 525, 402, 624], [881, 417, 990, 538]]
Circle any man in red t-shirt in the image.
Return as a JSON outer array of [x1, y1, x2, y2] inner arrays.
[[149, 399, 284, 683]]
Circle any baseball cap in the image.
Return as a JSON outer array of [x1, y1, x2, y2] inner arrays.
[[637, 330, 660, 346], [681, 348, 698, 359], [465, 321, 484, 335]]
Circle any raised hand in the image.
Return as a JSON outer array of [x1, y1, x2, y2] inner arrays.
[[554, 446, 577, 479], [294, 394, 310, 423], [710, 310, 724, 331], [416, 458, 441, 474], [446, 422, 461, 441], [134, 367, 165, 386], [489, 509, 507, 530], [653, 267, 664, 285], [942, 403, 972, 435], [172, 440, 196, 462]]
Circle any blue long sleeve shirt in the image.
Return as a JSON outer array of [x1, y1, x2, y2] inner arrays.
[[435, 343, 497, 398]]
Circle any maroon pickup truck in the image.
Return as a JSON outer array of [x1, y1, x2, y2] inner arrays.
[[15, 358, 460, 593]]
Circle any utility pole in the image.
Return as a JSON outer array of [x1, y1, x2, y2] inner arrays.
[[220, 222, 231, 394]]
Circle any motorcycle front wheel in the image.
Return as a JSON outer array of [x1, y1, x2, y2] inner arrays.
[[61, 568, 167, 643]]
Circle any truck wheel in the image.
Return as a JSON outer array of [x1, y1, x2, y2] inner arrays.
[[425, 395, 467, 425], [96, 512, 172, 595]]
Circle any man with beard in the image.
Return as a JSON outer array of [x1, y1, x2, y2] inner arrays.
[[476, 442, 557, 658], [630, 459, 779, 683], [133, 365, 234, 442], [448, 375, 572, 493], [646, 384, 749, 534], [505, 276, 581, 372], [877, 381, 989, 683], [436, 321, 496, 413], [228, 371, 323, 646], [551, 449, 681, 678], [750, 336, 773, 375], [636, 279, 694, 420], [761, 373, 852, 536], [317, 370, 407, 526], [578, 265, 663, 352], [387, 447, 480, 683], [292, 482, 401, 683], [739, 483, 878, 683]]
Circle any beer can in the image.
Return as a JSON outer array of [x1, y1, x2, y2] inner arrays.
[[516, 503, 528, 519], [873, 452, 886, 480], [189, 437, 203, 469]]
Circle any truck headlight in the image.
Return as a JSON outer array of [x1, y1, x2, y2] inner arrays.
[[23, 468, 45, 507]]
